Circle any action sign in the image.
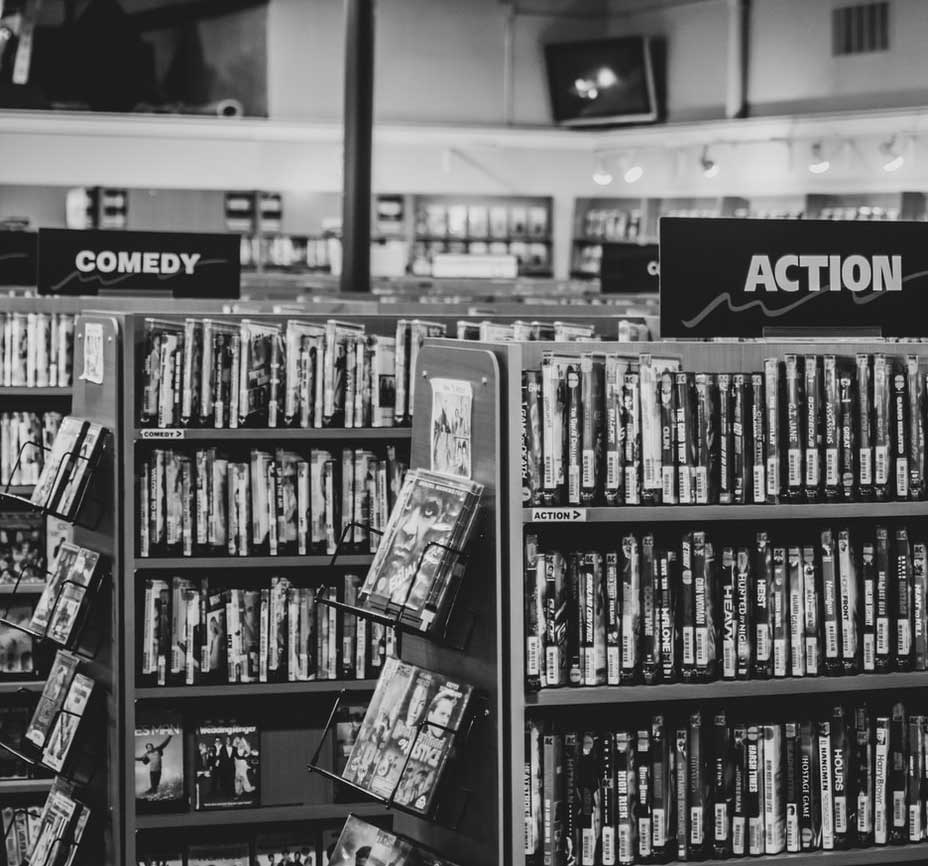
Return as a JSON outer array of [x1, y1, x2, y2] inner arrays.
[[659, 217, 928, 338], [37, 228, 240, 297]]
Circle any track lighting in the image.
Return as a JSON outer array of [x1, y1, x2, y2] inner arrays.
[[808, 142, 830, 174], [624, 163, 643, 184], [701, 146, 719, 179], [881, 136, 905, 172], [592, 154, 613, 186]]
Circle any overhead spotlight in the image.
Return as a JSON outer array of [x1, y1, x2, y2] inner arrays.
[[701, 146, 720, 179], [624, 163, 643, 184], [881, 136, 905, 172], [808, 141, 831, 174], [592, 154, 613, 186]]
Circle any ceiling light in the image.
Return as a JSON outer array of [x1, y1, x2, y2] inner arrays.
[[701, 146, 720, 179], [624, 164, 643, 184], [808, 142, 830, 174], [592, 154, 613, 186], [881, 136, 905, 172]]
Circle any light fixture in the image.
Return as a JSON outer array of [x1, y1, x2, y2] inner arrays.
[[624, 163, 643, 184], [592, 154, 613, 186], [808, 141, 831, 174], [701, 146, 720, 179], [881, 136, 905, 172]]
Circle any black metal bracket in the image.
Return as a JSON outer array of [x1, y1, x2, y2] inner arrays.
[[306, 687, 488, 830], [0, 559, 107, 661], [0, 434, 108, 529], [0, 686, 98, 787], [314, 522, 479, 653]]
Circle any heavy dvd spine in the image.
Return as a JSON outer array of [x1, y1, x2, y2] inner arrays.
[[788, 546, 806, 677], [896, 528, 914, 672], [659, 370, 676, 505], [721, 548, 737, 680], [606, 551, 621, 686], [804, 355, 822, 501], [838, 529, 859, 674], [676, 372, 696, 505], [862, 542, 877, 673], [717, 373, 732, 504], [753, 532, 773, 680], [750, 373, 766, 504], [858, 354, 874, 500], [821, 529, 842, 676], [642, 535, 660, 686], [785, 354, 803, 500]]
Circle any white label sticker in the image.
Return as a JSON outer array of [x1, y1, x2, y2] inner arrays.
[[80, 322, 104, 384]]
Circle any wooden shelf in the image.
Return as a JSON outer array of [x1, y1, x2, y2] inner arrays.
[[0, 777, 53, 795], [527, 671, 928, 708], [135, 555, 373, 569], [722, 844, 928, 866], [135, 427, 412, 442], [0, 388, 72, 399], [0, 680, 45, 694], [135, 679, 377, 699], [523, 500, 928, 524], [135, 801, 388, 830]]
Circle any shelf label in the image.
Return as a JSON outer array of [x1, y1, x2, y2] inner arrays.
[[138, 428, 184, 440], [530, 507, 587, 522], [660, 218, 928, 338]]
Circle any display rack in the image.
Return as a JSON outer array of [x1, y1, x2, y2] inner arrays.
[[493, 337, 928, 866]]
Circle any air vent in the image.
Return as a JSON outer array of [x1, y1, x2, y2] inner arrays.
[[833, 2, 889, 55]]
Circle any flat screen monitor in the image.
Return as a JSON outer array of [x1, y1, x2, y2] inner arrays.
[[545, 36, 658, 127]]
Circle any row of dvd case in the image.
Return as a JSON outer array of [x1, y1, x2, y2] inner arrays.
[[0, 412, 63, 487], [526, 524, 928, 690], [138, 446, 407, 558], [526, 701, 928, 865], [522, 351, 928, 507], [4, 778, 89, 866], [139, 574, 395, 687], [0, 313, 74, 389]]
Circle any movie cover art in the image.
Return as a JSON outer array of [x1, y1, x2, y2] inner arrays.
[[25, 650, 79, 749], [254, 830, 317, 866], [0, 604, 34, 675], [134, 712, 185, 811], [0, 511, 44, 587], [359, 470, 482, 632], [194, 721, 260, 810], [324, 816, 415, 866], [187, 842, 250, 866], [429, 378, 472, 479], [343, 658, 474, 815]]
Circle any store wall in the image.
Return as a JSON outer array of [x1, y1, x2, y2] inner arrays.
[[749, 0, 928, 116]]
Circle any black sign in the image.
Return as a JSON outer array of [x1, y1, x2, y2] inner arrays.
[[37, 228, 240, 297], [0, 232, 37, 286], [601, 242, 659, 294], [660, 217, 928, 338]]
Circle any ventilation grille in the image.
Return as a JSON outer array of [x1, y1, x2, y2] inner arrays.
[[833, 2, 889, 55]]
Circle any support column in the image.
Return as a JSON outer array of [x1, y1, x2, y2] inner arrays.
[[340, 0, 375, 292]]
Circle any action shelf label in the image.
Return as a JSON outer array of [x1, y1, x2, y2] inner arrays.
[[530, 507, 587, 522]]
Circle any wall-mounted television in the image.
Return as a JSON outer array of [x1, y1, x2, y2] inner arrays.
[[545, 36, 658, 127]]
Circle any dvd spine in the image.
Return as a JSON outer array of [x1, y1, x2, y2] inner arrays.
[[624, 371, 641, 505], [581, 354, 603, 506], [680, 533, 696, 683], [579, 731, 600, 865], [652, 716, 670, 861], [858, 354, 874, 500], [838, 360, 856, 501], [750, 373, 766, 505], [721, 548, 737, 680], [804, 355, 822, 501], [695, 373, 717, 505], [874, 354, 892, 500], [606, 551, 621, 686], [735, 548, 752, 680], [621, 535, 641, 683], [785, 355, 803, 500], [732, 725, 746, 856], [659, 370, 676, 505], [659, 549, 677, 684], [876, 526, 893, 672], [525, 532, 543, 691], [799, 720, 821, 850], [676, 373, 696, 505], [544, 551, 568, 687], [676, 726, 689, 862], [712, 710, 732, 859], [605, 356, 626, 506], [566, 362, 582, 506], [746, 725, 763, 856], [838, 529, 859, 674], [694, 531, 716, 682], [717, 373, 732, 505], [764, 358, 781, 503], [522, 371, 544, 506], [688, 711, 707, 861], [617, 731, 637, 866], [908, 356, 925, 499], [889, 703, 907, 844], [785, 722, 800, 852], [907, 715, 924, 842], [542, 732, 564, 866], [824, 355, 840, 501], [732, 374, 747, 505], [568, 553, 582, 686], [874, 715, 889, 845], [753, 532, 773, 679], [602, 731, 617, 866], [763, 724, 785, 855], [642, 535, 660, 685], [831, 706, 851, 849], [788, 546, 806, 677], [914, 543, 928, 670], [637, 728, 653, 863], [856, 707, 873, 847], [862, 542, 877, 673], [896, 528, 914, 672], [893, 360, 909, 500], [821, 530, 842, 676], [818, 720, 835, 850], [641, 356, 662, 506], [772, 547, 788, 678], [565, 731, 580, 861]]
